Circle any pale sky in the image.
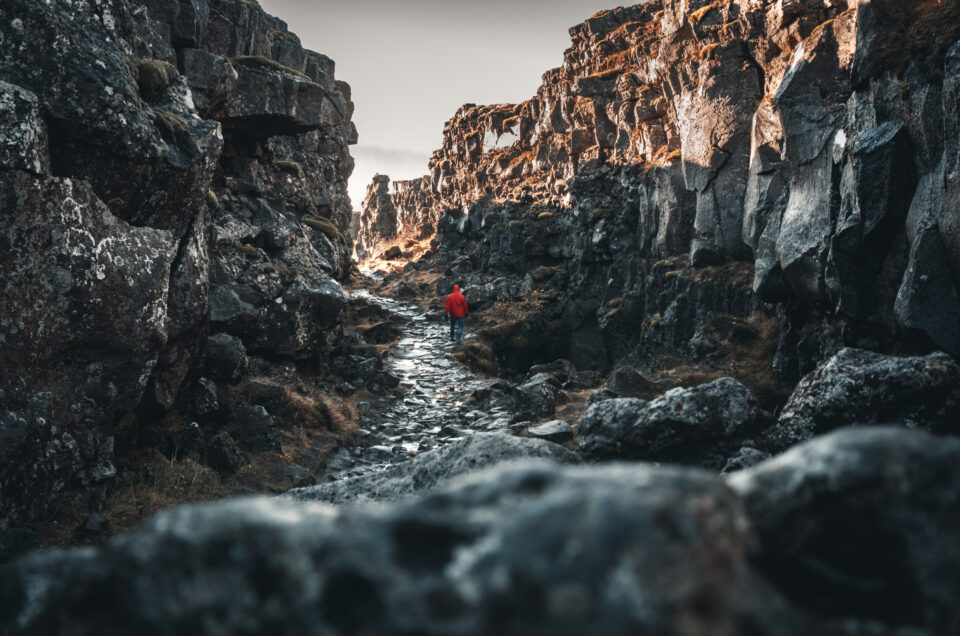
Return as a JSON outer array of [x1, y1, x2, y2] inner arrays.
[[257, 0, 614, 209]]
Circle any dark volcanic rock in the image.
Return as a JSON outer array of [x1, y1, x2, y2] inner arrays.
[[362, 321, 402, 345], [578, 377, 764, 469], [0, 0, 356, 527], [0, 528, 41, 566], [205, 333, 250, 383], [592, 365, 663, 402], [0, 81, 49, 174], [0, 462, 815, 636], [227, 406, 280, 453], [0, 0, 222, 235], [513, 372, 563, 419], [729, 427, 960, 633], [767, 348, 960, 450], [204, 431, 246, 474], [4, 429, 959, 634], [0, 174, 173, 525], [720, 447, 770, 475], [285, 432, 578, 505]]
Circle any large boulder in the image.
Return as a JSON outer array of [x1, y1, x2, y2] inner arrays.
[[285, 432, 578, 505], [578, 377, 764, 469], [0, 462, 814, 635], [729, 427, 960, 632], [221, 59, 343, 136], [767, 348, 960, 450], [513, 372, 562, 419]]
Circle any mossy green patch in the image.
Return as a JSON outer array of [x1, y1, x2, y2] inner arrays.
[[268, 29, 299, 44], [264, 263, 298, 286], [138, 59, 179, 99], [276, 160, 304, 179], [303, 216, 345, 243]]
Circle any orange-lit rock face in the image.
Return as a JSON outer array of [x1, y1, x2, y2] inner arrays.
[[423, 2, 862, 262], [380, 0, 960, 359], [355, 175, 439, 263]]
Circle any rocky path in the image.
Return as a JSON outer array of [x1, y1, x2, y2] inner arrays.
[[320, 289, 513, 482]]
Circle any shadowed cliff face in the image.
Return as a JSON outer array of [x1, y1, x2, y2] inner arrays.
[[368, 0, 960, 379], [0, 0, 356, 530]]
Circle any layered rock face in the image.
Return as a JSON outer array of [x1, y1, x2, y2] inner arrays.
[[0, 0, 355, 529], [356, 174, 439, 259], [409, 0, 960, 375]]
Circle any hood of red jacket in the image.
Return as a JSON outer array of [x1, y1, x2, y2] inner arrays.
[[453, 285, 460, 294]]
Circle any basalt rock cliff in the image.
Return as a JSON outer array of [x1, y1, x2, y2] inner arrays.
[[356, 173, 438, 260], [0, 0, 356, 532], [375, 0, 960, 382]]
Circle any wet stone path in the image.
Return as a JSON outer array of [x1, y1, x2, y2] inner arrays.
[[320, 289, 516, 482]]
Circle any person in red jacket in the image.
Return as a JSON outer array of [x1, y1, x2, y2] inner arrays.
[[445, 284, 469, 342]]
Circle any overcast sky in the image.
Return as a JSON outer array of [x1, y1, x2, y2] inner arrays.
[[257, 0, 613, 208]]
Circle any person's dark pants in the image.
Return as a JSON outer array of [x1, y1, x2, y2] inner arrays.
[[449, 316, 465, 341]]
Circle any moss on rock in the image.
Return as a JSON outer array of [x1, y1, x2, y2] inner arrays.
[[237, 244, 261, 259], [138, 59, 179, 100], [276, 160, 304, 179], [303, 216, 344, 243], [263, 263, 298, 286], [152, 109, 189, 147]]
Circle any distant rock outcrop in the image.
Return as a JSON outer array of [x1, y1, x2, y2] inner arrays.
[[356, 174, 439, 259], [356, 174, 398, 259], [0, 0, 356, 529]]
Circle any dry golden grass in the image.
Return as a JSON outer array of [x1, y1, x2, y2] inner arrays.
[[105, 455, 230, 535], [455, 341, 497, 376], [646, 312, 787, 412]]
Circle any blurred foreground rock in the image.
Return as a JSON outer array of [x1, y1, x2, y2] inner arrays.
[[3, 428, 957, 635]]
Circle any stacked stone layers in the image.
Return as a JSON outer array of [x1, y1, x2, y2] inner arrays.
[[412, 0, 960, 370], [0, 0, 356, 528]]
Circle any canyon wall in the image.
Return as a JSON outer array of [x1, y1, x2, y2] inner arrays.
[[0, 0, 356, 529], [399, 0, 960, 378]]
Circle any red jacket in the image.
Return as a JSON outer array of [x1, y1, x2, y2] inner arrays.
[[445, 285, 468, 318]]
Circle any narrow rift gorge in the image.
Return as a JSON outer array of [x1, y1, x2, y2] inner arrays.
[[2, 1, 960, 634]]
